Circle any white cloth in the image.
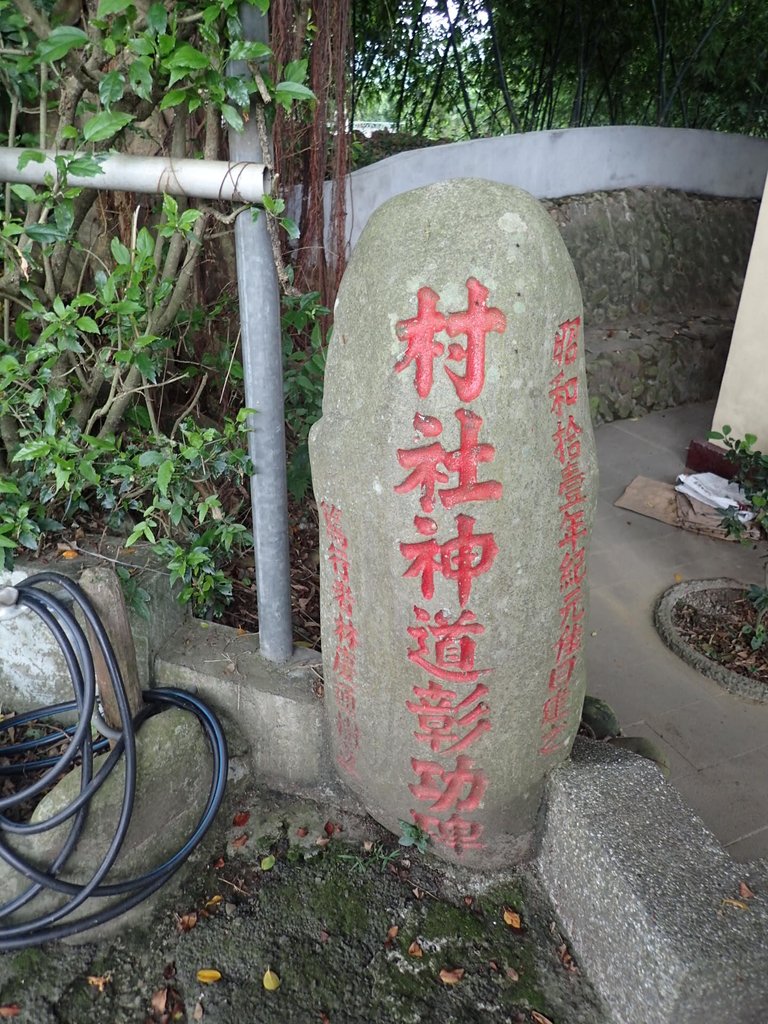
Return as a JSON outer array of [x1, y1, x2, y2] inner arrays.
[[674, 472, 755, 523]]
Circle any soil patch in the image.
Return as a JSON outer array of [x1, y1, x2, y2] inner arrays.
[[671, 587, 768, 688], [655, 578, 768, 702]]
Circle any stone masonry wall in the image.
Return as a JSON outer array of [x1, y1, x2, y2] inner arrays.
[[546, 189, 759, 423]]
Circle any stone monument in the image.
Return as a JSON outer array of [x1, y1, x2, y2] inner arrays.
[[309, 179, 597, 867]]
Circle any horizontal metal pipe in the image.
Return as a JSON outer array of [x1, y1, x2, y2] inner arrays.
[[0, 147, 267, 202]]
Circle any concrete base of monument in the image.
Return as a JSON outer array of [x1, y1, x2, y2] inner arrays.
[[539, 738, 768, 1024]]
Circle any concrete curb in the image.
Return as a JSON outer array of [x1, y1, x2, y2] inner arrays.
[[654, 577, 768, 703], [538, 738, 768, 1024]]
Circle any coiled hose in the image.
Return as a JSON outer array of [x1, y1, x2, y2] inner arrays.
[[0, 571, 228, 950]]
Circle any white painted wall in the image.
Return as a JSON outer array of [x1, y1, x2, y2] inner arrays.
[[712, 170, 768, 450], [336, 127, 768, 251]]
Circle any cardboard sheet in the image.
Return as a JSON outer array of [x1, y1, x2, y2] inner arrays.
[[614, 475, 762, 541]]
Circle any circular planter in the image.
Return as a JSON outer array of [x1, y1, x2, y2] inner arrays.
[[655, 577, 768, 703]]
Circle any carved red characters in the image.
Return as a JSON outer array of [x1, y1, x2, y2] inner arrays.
[[394, 278, 506, 854]]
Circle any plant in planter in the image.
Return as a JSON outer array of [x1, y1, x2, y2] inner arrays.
[[653, 426, 768, 701]]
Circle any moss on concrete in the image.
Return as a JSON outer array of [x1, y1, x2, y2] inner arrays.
[[0, 790, 609, 1023]]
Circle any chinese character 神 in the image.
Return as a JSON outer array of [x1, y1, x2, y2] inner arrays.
[[396, 409, 502, 513], [409, 755, 488, 812], [406, 607, 487, 683], [400, 514, 499, 607]]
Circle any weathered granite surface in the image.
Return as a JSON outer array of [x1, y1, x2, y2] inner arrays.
[[310, 178, 597, 868]]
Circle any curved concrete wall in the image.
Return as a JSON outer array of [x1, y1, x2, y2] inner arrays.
[[341, 127, 768, 250]]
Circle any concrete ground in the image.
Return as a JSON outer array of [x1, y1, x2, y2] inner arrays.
[[588, 400, 768, 862]]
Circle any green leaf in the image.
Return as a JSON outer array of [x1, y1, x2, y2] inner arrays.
[[111, 237, 131, 265], [260, 855, 276, 871], [275, 81, 316, 104], [146, 2, 167, 33], [66, 154, 106, 178], [228, 40, 271, 61], [79, 460, 100, 485], [76, 315, 100, 333], [0, 535, 17, 549], [138, 450, 164, 467], [83, 111, 134, 142], [99, 70, 126, 108], [128, 58, 153, 101], [0, 479, 20, 495], [167, 43, 209, 69], [97, 0, 133, 14], [283, 59, 308, 84], [156, 458, 174, 497], [159, 89, 188, 111], [17, 150, 46, 170], [37, 26, 88, 63], [220, 103, 244, 131], [12, 439, 50, 462], [14, 316, 31, 343], [26, 223, 67, 244], [10, 183, 36, 201]]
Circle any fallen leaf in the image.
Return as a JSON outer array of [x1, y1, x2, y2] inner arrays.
[[236, 628, 247, 636], [231, 834, 249, 849], [0, 1008, 21, 1019], [324, 821, 338, 836], [319, 929, 330, 943], [506, 967, 520, 982], [412, 887, 424, 899], [503, 907, 524, 931], [260, 855, 276, 871], [150, 988, 168, 1014], [674, 572, 684, 583], [263, 968, 281, 991], [463, 895, 473, 907], [196, 969, 222, 985], [315, 837, 330, 847], [59, 549, 79, 559], [362, 840, 374, 853], [386, 925, 399, 940], [739, 881, 756, 900], [531, 1013, 555, 1024], [319, 1015, 330, 1024], [557, 943, 578, 973], [212, 857, 225, 870], [232, 811, 250, 828], [163, 963, 177, 980], [205, 895, 223, 909], [86, 972, 112, 992], [439, 967, 465, 986], [296, 827, 309, 838], [192, 999, 205, 1021], [177, 912, 198, 932], [488, 960, 499, 972], [408, 941, 423, 958], [721, 898, 750, 911]]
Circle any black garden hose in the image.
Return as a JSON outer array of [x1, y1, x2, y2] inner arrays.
[[0, 571, 228, 950]]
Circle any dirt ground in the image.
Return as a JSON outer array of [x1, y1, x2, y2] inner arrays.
[[0, 787, 609, 1024]]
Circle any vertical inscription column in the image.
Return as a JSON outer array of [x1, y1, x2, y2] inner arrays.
[[394, 279, 504, 854], [309, 179, 597, 868]]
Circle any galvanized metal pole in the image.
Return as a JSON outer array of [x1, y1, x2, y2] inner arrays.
[[229, 6, 294, 662]]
